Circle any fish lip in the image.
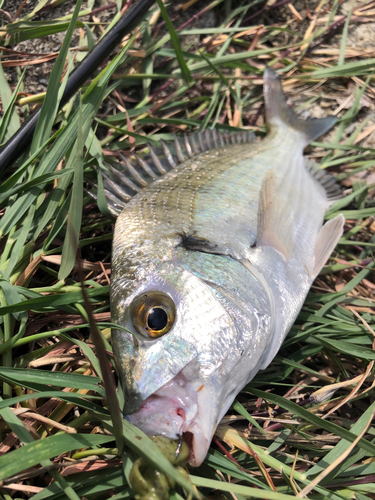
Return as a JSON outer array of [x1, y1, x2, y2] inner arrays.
[[124, 363, 215, 466], [182, 425, 211, 467], [125, 397, 211, 467], [183, 430, 201, 467]]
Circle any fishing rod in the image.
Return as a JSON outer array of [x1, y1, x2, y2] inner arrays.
[[0, 0, 155, 180]]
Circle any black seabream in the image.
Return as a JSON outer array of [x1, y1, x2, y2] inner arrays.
[[107, 68, 344, 466]]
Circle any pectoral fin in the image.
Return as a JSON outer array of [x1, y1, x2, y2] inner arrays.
[[257, 171, 294, 261], [313, 214, 345, 277]]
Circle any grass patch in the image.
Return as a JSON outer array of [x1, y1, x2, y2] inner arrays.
[[0, 1, 375, 499]]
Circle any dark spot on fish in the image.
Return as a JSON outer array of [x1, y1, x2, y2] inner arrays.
[[178, 233, 218, 253]]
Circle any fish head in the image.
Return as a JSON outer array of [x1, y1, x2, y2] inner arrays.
[[112, 250, 273, 466]]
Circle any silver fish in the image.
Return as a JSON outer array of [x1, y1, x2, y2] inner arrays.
[[109, 68, 344, 466]]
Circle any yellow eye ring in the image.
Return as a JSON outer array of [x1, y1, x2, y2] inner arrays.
[[131, 292, 176, 338]]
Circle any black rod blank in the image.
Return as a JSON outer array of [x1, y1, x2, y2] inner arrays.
[[0, 0, 155, 180]]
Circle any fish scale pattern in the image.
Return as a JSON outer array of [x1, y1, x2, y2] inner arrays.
[[88, 128, 342, 217], [91, 129, 256, 214]]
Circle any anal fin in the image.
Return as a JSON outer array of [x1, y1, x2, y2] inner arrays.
[[313, 214, 345, 277], [257, 171, 294, 260], [305, 159, 343, 204]]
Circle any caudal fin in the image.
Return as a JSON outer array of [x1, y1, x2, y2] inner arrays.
[[263, 67, 337, 146]]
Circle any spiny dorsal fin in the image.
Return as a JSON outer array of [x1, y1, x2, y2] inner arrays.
[[93, 129, 255, 215], [313, 214, 345, 277], [305, 159, 343, 204], [264, 67, 337, 146], [256, 170, 294, 260]]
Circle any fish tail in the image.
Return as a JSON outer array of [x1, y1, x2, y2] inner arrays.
[[263, 67, 336, 146]]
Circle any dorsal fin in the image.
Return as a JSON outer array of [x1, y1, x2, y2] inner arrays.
[[90, 129, 256, 216], [264, 67, 337, 147]]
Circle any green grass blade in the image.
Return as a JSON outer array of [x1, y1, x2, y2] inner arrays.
[[250, 388, 375, 457], [0, 66, 25, 144], [38, 175, 72, 245], [0, 169, 73, 205], [0, 433, 114, 482], [0, 395, 81, 500], [316, 336, 375, 361], [96, 159, 115, 219], [307, 402, 375, 477], [0, 285, 109, 315], [338, 4, 353, 66], [58, 101, 84, 280], [232, 400, 266, 435], [0, 367, 103, 393], [31, 0, 82, 155], [0, 35, 135, 238], [0, 280, 27, 321], [0, 390, 106, 411], [191, 476, 297, 500], [6, 20, 85, 44], [0, 66, 20, 142], [3, 204, 35, 280], [156, 0, 192, 85]]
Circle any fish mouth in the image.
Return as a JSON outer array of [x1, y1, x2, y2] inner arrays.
[[125, 365, 214, 466]]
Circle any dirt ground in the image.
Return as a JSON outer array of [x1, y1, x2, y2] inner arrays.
[[1, 0, 116, 93]]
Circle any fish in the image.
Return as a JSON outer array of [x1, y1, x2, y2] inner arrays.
[[107, 67, 345, 467]]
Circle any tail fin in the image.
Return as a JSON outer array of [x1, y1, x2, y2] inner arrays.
[[263, 67, 337, 146]]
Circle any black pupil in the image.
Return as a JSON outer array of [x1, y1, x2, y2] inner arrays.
[[147, 307, 168, 331]]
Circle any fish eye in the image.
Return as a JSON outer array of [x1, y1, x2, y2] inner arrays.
[[131, 292, 176, 338]]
